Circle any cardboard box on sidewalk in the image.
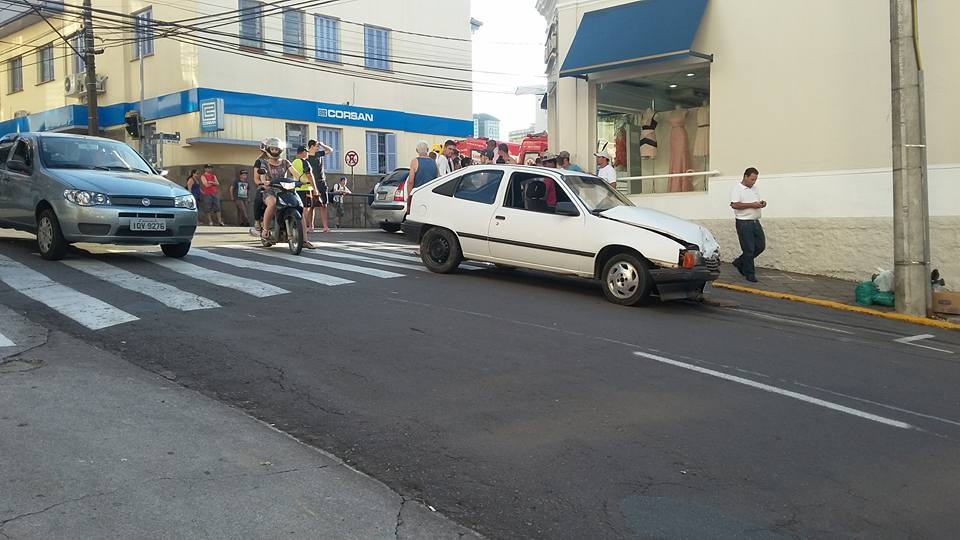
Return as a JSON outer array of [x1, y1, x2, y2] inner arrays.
[[932, 291, 960, 315]]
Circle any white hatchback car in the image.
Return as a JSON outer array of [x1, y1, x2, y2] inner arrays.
[[401, 165, 721, 306]]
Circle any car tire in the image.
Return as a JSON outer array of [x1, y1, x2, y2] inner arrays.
[[380, 223, 401, 233], [420, 227, 462, 273], [37, 208, 68, 261], [161, 242, 191, 258], [601, 253, 652, 306]]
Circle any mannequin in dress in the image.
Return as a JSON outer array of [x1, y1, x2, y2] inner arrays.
[[668, 105, 693, 192], [639, 107, 658, 159]]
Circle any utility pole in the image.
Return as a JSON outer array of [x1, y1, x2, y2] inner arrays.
[[82, 0, 99, 134], [889, 0, 929, 316]]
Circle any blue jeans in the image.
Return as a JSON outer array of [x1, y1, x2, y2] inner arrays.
[[734, 219, 765, 277]]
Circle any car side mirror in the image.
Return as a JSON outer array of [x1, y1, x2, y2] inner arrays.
[[555, 201, 580, 216], [7, 160, 31, 174]]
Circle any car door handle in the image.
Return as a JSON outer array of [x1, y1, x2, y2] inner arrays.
[[494, 215, 505, 220]]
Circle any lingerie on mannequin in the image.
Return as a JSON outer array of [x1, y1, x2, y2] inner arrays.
[[639, 107, 658, 159]]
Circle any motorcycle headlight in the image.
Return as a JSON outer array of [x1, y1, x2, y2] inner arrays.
[[279, 181, 296, 191], [175, 194, 197, 210], [63, 190, 111, 206]]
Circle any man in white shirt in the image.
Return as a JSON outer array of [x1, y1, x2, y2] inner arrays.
[[729, 167, 766, 282], [436, 139, 456, 176], [594, 150, 617, 186]]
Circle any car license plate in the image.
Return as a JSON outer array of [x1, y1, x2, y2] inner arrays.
[[130, 218, 166, 231], [377, 193, 387, 200]]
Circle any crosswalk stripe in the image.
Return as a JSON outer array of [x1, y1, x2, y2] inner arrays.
[[62, 260, 221, 311], [219, 245, 404, 278], [142, 256, 290, 298], [0, 332, 14, 347], [188, 248, 353, 286], [318, 242, 488, 270], [302, 248, 428, 272], [0, 254, 139, 330]]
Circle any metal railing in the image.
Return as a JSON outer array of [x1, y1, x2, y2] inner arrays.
[[616, 170, 722, 195]]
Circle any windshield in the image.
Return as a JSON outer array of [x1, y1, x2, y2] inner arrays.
[[38, 137, 154, 174], [562, 173, 634, 212]]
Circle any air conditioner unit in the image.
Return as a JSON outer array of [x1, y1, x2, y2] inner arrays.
[[64, 74, 82, 97]]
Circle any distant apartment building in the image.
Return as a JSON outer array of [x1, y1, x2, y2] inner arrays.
[[472, 113, 499, 139], [0, 0, 473, 175]]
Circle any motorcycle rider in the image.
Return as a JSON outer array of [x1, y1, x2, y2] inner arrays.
[[254, 137, 316, 249]]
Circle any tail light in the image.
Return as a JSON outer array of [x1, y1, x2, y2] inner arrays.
[[393, 179, 408, 202]]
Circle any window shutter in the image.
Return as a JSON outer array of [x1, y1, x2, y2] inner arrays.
[[365, 132, 379, 174], [385, 133, 397, 172]]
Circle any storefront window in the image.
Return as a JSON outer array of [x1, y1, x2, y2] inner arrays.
[[596, 66, 710, 195]]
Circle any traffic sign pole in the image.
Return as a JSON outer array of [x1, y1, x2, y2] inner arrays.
[[343, 151, 360, 227]]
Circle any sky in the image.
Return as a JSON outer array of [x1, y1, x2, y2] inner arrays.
[[469, 0, 547, 140]]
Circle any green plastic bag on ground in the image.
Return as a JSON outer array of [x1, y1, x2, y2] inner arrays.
[[855, 281, 895, 307], [855, 281, 877, 305]]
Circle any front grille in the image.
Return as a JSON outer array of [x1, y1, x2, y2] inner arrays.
[[78, 223, 111, 235], [111, 196, 175, 208], [706, 256, 720, 272], [118, 212, 175, 218]]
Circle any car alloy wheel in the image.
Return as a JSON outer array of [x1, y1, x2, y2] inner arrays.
[[38, 217, 54, 253], [600, 253, 651, 306], [37, 208, 68, 260]]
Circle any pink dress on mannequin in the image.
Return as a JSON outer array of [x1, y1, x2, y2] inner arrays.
[[668, 108, 693, 192]]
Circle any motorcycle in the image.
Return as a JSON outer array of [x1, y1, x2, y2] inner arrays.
[[259, 176, 305, 255]]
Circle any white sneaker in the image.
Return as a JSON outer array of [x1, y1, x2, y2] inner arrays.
[[248, 227, 261, 237]]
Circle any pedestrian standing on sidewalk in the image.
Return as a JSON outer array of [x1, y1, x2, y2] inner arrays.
[[230, 170, 251, 226], [200, 165, 225, 226], [406, 141, 439, 198], [186, 169, 203, 224], [291, 146, 318, 232], [730, 167, 766, 283], [307, 139, 334, 233], [331, 176, 352, 228]]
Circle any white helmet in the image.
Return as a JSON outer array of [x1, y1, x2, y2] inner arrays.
[[261, 137, 285, 158]]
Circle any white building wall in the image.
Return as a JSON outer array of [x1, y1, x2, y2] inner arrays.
[[544, 0, 960, 282]]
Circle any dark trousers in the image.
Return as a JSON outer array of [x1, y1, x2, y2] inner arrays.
[[734, 219, 765, 277]]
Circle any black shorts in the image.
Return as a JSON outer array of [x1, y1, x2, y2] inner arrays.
[[297, 191, 315, 208], [314, 181, 328, 205]]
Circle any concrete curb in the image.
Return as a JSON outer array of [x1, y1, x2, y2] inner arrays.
[[713, 282, 960, 331]]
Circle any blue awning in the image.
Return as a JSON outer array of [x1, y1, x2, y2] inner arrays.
[[559, 0, 710, 79]]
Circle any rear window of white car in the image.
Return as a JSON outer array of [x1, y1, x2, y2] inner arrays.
[[433, 170, 504, 205]]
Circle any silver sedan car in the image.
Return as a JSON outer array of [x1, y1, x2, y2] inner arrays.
[[0, 132, 198, 260]]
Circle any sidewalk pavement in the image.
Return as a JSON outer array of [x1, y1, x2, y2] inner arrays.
[[713, 263, 960, 329], [0, 324, 481, 540]]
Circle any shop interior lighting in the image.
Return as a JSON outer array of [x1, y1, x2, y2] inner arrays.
[[669, 84, 679, 88], [686, 73, 695, 77]]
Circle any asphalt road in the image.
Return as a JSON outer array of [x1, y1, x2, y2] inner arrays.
[[2, 228, 959, 539]]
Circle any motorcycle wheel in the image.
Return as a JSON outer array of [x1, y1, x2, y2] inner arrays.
[[286, 214, 303, 255]]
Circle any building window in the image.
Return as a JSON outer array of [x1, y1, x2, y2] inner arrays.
[[71, 32, 85, 74], [282, 10, 305, 56], [316, 127, 342, 172], [239, 0, 263, 49], [8, 56, 23, 93], [365, 131, 396, 174], [141, 122, 157, 166], [37, 43, 55, 83], [133, 8, 154, 58], [363, 26, 390, 71], [285, 122, 308, 161], [596, 65, 711, 195], [314, 15, 339, 63]]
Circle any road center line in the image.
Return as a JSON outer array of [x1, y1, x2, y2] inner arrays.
[[633, 351, 915, 431]]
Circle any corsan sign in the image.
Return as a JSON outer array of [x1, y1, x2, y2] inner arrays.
[[317, 107, 374, 123]]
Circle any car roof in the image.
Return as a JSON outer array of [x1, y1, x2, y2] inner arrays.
[[2, 132, 118, 143]]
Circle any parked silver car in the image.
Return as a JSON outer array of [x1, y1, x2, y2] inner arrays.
[[368, 167, 409, 232], [0, 132, 198, 260]]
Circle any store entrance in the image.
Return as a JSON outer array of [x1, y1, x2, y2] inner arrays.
[[596, 66, 710, 195]]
